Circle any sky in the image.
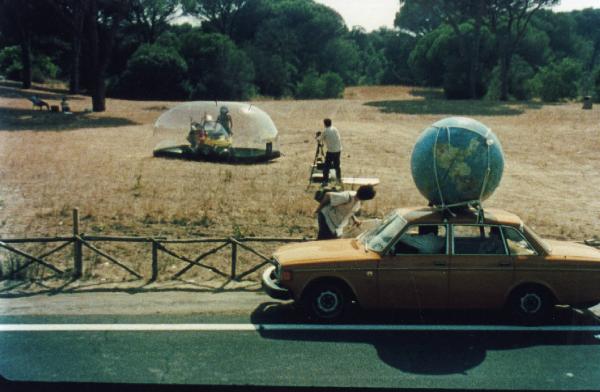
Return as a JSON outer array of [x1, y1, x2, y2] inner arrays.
[[314, 0, 600, 32]]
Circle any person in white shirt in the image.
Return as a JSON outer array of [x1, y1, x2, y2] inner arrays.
[[315, 185, 376, 240], [319, 118, 342, 184]]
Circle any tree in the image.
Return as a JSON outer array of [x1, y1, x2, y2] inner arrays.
[[128, 0, 180, 43], [487, 0, 559, 100], [182, 0, 248, 36], [0, 0, 37, 88], [395, 0, 442, 36], [320, 38, 360, 85], [180, 31, 255, 100], [44, 0, 90, 94], [409, 1, 487, 99], [348, 27, 388, 85], [371, 28, 416, 85], [86, 0, 134, 112], [239, 0, 348, 96], [407, 26, 448, 86], [246, 46, 295, 97], [572, 9, 600, 71]]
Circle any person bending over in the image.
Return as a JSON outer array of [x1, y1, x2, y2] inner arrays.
[[315, 185, 376, 240]]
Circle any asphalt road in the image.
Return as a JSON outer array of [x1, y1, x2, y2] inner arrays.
[[1, 292, 600, 390]]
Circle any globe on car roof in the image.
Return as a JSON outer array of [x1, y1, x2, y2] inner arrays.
[[410, 117, 504, 207]]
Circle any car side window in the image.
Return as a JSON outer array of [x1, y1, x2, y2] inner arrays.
[[502, 226, 537, 256], [452, 225, 507, 255], [392, 224, 447, 255]]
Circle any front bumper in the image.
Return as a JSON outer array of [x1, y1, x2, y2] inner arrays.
[[261, 265, 291, 300]]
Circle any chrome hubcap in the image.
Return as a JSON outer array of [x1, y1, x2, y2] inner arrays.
[[520, 293, 542, 314], [316, 290, 339, 314]]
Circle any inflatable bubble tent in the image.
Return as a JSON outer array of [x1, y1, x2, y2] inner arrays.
[[153, 101, 280, 162], [410, 117, 504, 207]]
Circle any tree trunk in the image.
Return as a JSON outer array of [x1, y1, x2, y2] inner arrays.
[[86, 0, 127, 112], [20, 36, 32, 89], [87, 0, 104, 112], [69, 34, 81, 94], [499, 48, 511, 101], [468, 3, 484, 99], [92, 74, 106, 112]]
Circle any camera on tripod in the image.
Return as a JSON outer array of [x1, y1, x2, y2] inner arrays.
[[308, 131, 325, 185]]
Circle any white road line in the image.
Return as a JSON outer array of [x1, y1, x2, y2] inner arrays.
[[1, 324, 600, 332]]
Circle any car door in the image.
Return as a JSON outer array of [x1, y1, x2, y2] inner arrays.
[[448, 224, 515, 309], [377, 224, 449, 309]]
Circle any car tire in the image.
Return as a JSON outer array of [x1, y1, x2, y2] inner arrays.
[[507, 285, 555, 324], [302, 281, 349, 322]]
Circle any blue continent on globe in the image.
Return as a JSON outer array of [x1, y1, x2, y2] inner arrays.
[[410, 117, 504, 206]]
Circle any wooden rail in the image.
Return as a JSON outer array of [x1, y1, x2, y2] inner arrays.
[[0, 209, 308, 282]]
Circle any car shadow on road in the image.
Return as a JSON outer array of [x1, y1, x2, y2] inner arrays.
[[250, 302, 600, 375]]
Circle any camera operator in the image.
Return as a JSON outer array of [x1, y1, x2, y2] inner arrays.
[[318, 118, 342, 185]]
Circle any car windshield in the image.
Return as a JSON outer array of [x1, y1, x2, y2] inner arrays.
[[359, 210, 407, 253], [523, 224, 552, 254]]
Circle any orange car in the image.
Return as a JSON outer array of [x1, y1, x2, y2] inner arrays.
[[262, 206, 600, 322]]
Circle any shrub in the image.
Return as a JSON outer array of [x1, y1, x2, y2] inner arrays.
[[295, 70, 322, 99], [0, 46, 22, 80], [0, 46, 59, 82], [295, 71, 344, 99], [113, 43, 188, 100], [321, 72, 344, 98], [530, 58, 583, 102]]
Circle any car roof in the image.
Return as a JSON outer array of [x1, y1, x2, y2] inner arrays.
[[396, 206, 523, 227]]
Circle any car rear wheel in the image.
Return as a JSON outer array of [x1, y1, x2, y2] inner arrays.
[[507, 285, 555, 324], [302, 281, 349, 322]]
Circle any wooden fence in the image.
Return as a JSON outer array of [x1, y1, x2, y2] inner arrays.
[[0, 209, 307, 282]]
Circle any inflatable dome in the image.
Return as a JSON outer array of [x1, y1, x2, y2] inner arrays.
[[410, 117, 504, 207], [153, 101, 280, 162]]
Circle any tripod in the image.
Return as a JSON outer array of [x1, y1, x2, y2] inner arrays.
[[307, 133, 325, 188]]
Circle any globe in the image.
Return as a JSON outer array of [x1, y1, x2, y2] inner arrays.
[[410, 117, 504, 206]]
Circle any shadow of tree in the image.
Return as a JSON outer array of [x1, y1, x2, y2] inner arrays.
[[0, 277, 262, 298], [366, 87, 544, 116], [0, 107, 138, 132], [366, 99, 544, 116]]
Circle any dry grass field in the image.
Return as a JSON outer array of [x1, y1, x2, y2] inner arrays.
[[0, 80, 599, 284]]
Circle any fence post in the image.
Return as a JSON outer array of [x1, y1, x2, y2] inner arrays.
[[230, 239, 237, 280], [73, 208, 82, 278], [151, 240, 158, 281]]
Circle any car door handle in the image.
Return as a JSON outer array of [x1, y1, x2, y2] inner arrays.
[[433, 260, 447, 266], [498, 261, 512, 266]]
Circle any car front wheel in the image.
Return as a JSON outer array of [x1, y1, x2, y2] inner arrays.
[[302, 281, 349, 322]]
